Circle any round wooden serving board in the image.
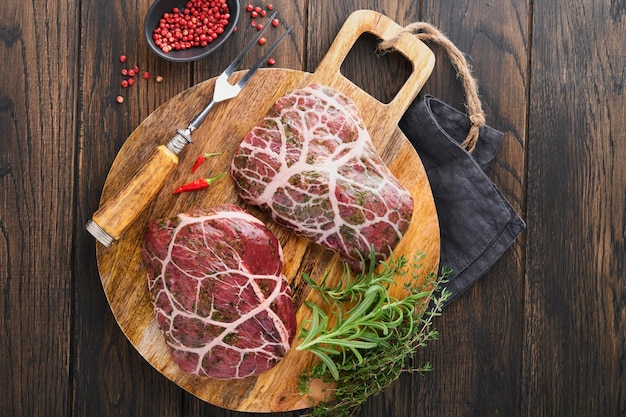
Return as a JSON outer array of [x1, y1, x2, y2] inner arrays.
[[95, 10, 440, 413]]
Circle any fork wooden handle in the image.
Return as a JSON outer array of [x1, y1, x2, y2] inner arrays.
[[87, 144, 178, 246]]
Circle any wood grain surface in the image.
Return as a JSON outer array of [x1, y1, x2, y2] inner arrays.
[[94, 10, 439, 412], [2, 0, 626, 416]]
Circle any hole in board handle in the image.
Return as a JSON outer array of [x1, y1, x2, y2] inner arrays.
[[340, 33, 413, 105]]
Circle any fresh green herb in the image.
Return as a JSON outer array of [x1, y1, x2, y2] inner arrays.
[[297, 248, 450, 417]]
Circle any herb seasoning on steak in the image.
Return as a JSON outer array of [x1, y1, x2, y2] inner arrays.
[[141, 204, 297, 379], [231, 83, 414, 271]]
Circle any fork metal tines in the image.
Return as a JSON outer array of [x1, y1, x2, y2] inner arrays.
[[187, 11, 293, 131]]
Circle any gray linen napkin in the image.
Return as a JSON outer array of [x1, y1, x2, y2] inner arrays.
[[399, 95, 526, 306]]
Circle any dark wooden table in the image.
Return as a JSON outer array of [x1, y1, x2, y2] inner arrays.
[[2, 0, 625, 416]]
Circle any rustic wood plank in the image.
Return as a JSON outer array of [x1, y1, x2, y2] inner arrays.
[[73, 0, 193, 416], [8, 0, 626, 416], [524, 1, 626, 416], [413, 1, 529, 416], [0, 0, 79, 415]]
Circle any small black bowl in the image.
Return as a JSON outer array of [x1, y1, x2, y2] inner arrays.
[[144, 0, 240, 62]]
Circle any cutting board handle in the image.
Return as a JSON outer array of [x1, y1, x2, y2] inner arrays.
[[314, 10, 435, 123]]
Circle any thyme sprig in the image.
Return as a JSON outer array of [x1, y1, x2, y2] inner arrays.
[[297, 248, 450, 417]]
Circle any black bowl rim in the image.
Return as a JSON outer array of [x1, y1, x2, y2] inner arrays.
[[144, 0, 241, 62]]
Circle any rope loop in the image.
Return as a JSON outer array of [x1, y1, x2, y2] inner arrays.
[[379, 22, 485, 153]]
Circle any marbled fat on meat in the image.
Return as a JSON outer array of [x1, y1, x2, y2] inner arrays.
[[141, 204, 297, 379], [231, 83, 414, 271]]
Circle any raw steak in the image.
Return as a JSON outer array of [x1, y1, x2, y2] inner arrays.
[[141, 204, 297, 379], [231, 83, 414, 271]]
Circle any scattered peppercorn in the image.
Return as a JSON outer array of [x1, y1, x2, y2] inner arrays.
[[115, 55, 161, 105], [245, 3, 282, 54], [267, 58, 276, 65]]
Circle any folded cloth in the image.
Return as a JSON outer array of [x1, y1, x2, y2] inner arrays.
[[399, 95, 526, 306]]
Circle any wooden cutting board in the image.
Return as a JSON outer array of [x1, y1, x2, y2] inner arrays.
[[95, 10, 439, 412]]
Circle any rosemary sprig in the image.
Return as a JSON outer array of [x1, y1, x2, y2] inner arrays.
[[297, 248, 450, 417]]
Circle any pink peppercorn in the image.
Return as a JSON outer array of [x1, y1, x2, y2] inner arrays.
[[153, 0, 232, 54]]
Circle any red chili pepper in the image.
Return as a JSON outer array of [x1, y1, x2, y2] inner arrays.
[[190, 152, 222, 174], [173, 172, 226, 194]]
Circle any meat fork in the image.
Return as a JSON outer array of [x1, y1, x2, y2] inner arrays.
[[87, 13, 293, 247]]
